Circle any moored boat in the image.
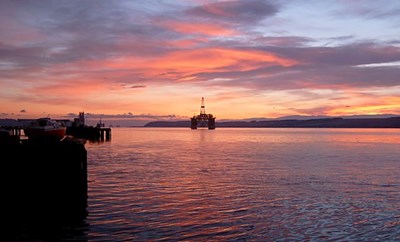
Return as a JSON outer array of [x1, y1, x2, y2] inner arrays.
[[24, 118, 66, 141]]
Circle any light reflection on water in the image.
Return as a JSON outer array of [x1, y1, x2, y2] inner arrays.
[[85, 128, 400, 241]]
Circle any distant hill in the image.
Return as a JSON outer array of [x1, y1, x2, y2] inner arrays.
[[144, 117, 400, 128]]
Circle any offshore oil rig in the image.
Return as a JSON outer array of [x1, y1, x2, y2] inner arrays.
[[191, 97, 216, 130]]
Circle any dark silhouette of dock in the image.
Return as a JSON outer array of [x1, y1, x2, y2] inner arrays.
[[67, 126, 111, 141], [0, 137, 88, 240], [66, 112, 112, 141]]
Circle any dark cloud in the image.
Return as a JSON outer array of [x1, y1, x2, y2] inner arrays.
[[0, 44, 49, 68], [262, 43, 400, 66], [326, 35, 354, 41], [202, 63, 400, 91], [253, 36, 313, 47], [129, 85, 146, 89], [20, 109, 27, 113], [187, 0, 278, 23], [183, 42, 400, 90], [0, 0, 175, 67], [63, 112, 187, 120]]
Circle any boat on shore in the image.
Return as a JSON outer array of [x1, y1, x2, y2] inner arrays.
[[24, 118, 66, 141]]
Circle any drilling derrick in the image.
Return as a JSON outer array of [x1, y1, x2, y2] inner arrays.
[[200, 97, 206, 115], [191, 97, 216, 130]]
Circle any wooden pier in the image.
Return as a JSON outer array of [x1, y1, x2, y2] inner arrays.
[[66, 126, 111, 141]]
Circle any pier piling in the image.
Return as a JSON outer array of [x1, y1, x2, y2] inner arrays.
[[67, 126, 111, 141]]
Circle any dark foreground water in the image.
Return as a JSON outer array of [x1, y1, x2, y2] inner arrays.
[[6, 128, 400, 240]]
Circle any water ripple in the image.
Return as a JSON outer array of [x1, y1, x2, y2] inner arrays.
[[83, 128, 400, 241]]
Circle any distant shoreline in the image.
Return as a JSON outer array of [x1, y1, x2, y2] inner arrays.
[[1, 116, 400, 129], [144, 117, 400, 128]]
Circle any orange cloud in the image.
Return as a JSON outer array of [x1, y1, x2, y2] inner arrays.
[[327, 97, 400, 116], [29, 81, 108, 96], [99, 48, 297, 75], [63, 47, 297, 88]]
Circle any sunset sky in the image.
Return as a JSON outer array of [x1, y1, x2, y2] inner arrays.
[[1, 0, 400, 125]]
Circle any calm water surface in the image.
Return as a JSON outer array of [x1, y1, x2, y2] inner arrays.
[[82, 128, 400, 241]]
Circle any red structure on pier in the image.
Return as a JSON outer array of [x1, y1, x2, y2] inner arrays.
[[191, 97, 216, 129]]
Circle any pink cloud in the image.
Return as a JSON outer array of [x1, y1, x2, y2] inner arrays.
[[101, 48, 296, 72], [160, 21, 237, 36]]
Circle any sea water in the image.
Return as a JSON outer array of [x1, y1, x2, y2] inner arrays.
[[6, 127, 400, 241], [84, 128, 400, 241]]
